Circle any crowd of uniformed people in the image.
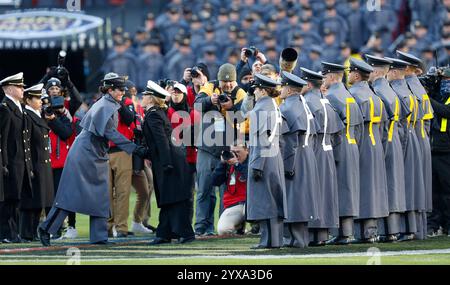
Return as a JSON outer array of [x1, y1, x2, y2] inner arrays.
[[1, 0, 450, 248]]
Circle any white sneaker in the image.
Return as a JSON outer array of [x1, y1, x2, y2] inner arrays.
[[62, 227, 78, 239], [131, 222, 153, 234]]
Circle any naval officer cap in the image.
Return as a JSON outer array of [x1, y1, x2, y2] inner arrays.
[[321, 62, 346, 75], [0, 72, 25, 87], [384, 57, 410, 70], [251, 73, 280, 89], [24, 83, 44, 98], [300, 67, 324, 82], [365, 54, 393, 67], [396, 50, 422, 67], [281, 71, 307, 87], [142, 80, 171, 99], [349, 58, 374, 74]]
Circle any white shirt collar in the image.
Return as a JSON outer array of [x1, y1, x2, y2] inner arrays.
[[5, 94, 22, 113], [25, 105, 41, 118]]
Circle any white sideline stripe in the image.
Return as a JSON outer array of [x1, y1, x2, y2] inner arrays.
[[1, 248, 450, 262]]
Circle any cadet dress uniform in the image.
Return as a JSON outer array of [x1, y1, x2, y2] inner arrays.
[[322, 62, 364, 244], [21, 84, 54, 241], [387, 58, 425, 241], [247, 74, 287, 249], [38, 75, 144, 246], [0, 72, 33, 243], [301, 68, 345, 245], [366, 55, 406, 242], [347, 59, 389, 243], [279, 71, 319, 248], [397, 51, 434, 240]]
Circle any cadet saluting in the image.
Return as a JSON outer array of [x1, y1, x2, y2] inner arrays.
[[247, 73, 287, 249], [38, 73, 148, 246], [347, 58, 389, 243], [321, 62, 364, 245], [279, 71, 319, 248]]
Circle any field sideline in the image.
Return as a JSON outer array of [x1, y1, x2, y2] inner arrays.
[[1, 193, 449, 265]]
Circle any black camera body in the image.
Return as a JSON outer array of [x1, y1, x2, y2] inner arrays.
[[158, 79, 175, 89], [42, 95, 65, 116], [244, 46, 258, 58], [56, 50, 67, 78], [191, 66, 201, 78], [218, 94, 229, 103], [221, 150, 235, 161], [419, 66, 446, 99]]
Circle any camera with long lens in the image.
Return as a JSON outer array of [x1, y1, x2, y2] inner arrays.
[[191, 66, 201, 78], [42, 95, 65, 116], [56, 50, 67, 78], [244, 46, 258, 58], [247, 80, 256, 96], [218, 93, 229, 103], [221, 150, 235, 161]]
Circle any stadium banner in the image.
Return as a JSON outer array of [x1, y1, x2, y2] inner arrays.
[[0, 9, 106, 50]]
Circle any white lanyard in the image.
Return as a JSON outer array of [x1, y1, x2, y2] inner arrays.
[[301, 95, 313, 147], [268, 98, 282, 143], [320, 99, 333, 151]]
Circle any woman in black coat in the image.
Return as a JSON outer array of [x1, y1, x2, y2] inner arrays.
[[141, 80, 195, 245], [20, 83, 54, 241]]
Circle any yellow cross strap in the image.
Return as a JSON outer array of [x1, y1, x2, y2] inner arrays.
[[368, 97, 383, 145], [388, 98, 400, 142], [345, 97, 357, 145], [441, 97, 450, 132]]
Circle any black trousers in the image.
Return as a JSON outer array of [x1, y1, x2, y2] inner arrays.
[[428, 152, 450, 232], [156, 199, 195, 240], [19, 208, 42, 240], [53, 168, 76, 228], [0, 199, 19, 240]]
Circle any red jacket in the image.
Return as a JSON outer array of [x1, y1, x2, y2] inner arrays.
[[50, 117, 78, 169], [167, 106, 199, 164], [223, 165, 247, 209], [109, 97, 135, 148]]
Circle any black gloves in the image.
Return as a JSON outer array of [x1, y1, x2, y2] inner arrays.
[[252, 169, 263, 181], [133, 146, 149, 159], [285, 170, 295, 180], [2, 166, 8, 177], [163, 164, 174, 174]]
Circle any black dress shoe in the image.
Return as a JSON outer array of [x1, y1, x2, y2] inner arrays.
[[149, 237, 171, 245], [178, 236, 195, 244], [38, 227, 51, 247], [329, 236, 355, 245], [309, 240, 326, 247]]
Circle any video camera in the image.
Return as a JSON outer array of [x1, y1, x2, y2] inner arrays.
[[42, 94, 65, 116], [244, 46, 258, 58]]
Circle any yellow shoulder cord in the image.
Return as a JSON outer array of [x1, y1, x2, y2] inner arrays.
[[369, 97, 383, 145], [413, 96, 419, 129], [441, 97, 450, 132], [407, 95, 414, 129], [346, 97, 357, 145], [388, 98, 400, 142]]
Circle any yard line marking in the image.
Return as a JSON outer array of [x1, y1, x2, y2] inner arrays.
[[1, 248, 450, 262]]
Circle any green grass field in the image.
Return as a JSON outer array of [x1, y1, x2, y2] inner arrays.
[[1, 192, 450, 265]]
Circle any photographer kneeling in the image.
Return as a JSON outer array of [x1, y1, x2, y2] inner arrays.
[[212, 145, 248, 236]]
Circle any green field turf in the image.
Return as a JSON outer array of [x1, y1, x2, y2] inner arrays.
[[1, 192, 450, 265]]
